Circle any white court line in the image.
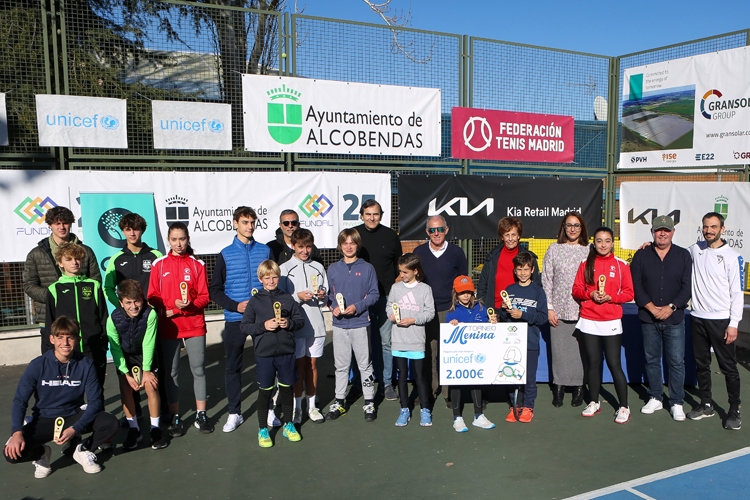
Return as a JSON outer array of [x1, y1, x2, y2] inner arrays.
[[563, 447, 750, 500]]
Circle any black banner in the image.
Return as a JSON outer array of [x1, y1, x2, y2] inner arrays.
[[397, 175, 603, 240]]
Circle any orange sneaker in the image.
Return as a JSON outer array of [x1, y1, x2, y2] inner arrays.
[[505, 408, 517, 422], [518, 407, 534, 423]]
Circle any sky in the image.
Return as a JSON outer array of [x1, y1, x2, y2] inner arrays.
[[301, 0, 750, 57]]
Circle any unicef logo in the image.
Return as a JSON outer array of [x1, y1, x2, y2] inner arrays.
[[100, 115, 120, 130], [475, 353, 486, 364], [208, 119, 225, 133], [463, 116, 492, 152], [98, 208, 131, 248]]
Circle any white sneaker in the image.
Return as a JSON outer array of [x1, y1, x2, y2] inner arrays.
[[615, 406, 631, 424], [267, 411, 281, 428], [582, 401, 601, 417], [670, 404, 686, 422], [222, 413, 244, 433], [308, 407, 325, 423], [73, 444, 101, 474], [453, 417, 468, 433], [472, 414, 496, 429], [293, 410, 302, 425], [33, 445, 52, 478], [641, 398, 663, 414]]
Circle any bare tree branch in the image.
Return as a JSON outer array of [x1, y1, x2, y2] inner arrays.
[[361, 0, 432, 63]]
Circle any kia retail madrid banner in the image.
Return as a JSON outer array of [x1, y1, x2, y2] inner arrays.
[[0, 170, 390, 262], [242, 74, 441, 156], [152, 100, 232, 150], [398, 175, 602, 240], [620, 182, 750, 262], [0, 93, 8, 146], [620, 45, 750, 168], [35, 95, 128, 148], [452, 107, 574, 163]]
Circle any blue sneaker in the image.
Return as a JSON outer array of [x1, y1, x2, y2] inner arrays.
[[282, 422, 301, 442], [395, 408, 410, 426], [258, 428, 273, 448], [420, 408, 433, 427]]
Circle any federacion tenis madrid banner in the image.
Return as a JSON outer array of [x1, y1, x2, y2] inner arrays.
[[242, 75, 441, 156]]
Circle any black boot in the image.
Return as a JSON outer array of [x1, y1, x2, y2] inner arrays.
[[571, 386, 584, 407], [552, 385, 564, 407]]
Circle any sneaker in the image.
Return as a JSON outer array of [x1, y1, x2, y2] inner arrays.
[[194, 412, 214, 434], [505, 408, 518, 422], [474, 413, 496, 429], [267, 410, 282, 428], [326, 402, 347, 421], [420, 408, 433, 427], [150, 428, 168, 450], [724, 410, 742, 430], [293, 410, 302, 425], [518, 407, 533, 423], [670, 404, 686, 422], [222, 413, 244, 433], [384, 385, 399, 401], [73, 444, 101, 474], [453, 417, 468, 433], [33, 445, 52, 479], [582, 401, 601, 417], [168, 413, 184, 438], [258, 428, 273, 448], [641, 398, 663, 414], [122, 427, 142, 450], [687, 404, 715, 421], [363, 402, 377, 422], [282, 422, 301, 442], [308, 407, 325, 423], [615, 406, 631, 424], [395, 408, 410, 426]]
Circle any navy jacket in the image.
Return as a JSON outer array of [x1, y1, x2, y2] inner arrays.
[[630, 243, 692, 325], [240, 288, 304, 358], [498, 282, 548, 351], [413, 242, 468, 312]]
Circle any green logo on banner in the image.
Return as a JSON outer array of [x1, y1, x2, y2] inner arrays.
[[267, 85, 302, 145], [715, 195, 728, 221], [629, 74, 643, 101]]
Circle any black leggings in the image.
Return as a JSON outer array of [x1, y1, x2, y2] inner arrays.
[[450, 386, 483, 417], [257, 385, 293, 428], [581, 331, 628, 408], [395, 357, 430, 410]]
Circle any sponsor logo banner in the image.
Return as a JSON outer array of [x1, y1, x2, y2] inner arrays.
[[35, 95, 128, 148], [151, 101, 232, 150], [440, 323, 527, 385], [0, 93, 7, 146], [620, 45, 750, 168], [0, 171, 390, 262], [620, 181, 750, 263], [398, 175, 602, 240], [452, 107, 574, 162], [242, 75, 441, 156]]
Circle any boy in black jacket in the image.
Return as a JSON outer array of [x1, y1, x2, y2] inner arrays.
[[240, 260, 304, 448]]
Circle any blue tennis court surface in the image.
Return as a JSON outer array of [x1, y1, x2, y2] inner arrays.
[[565, 447, 750, 499]]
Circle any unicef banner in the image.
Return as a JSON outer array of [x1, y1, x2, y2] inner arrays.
[[35, 95, 128, 148], [152, 101, 232, 150], [0, 170, 390, 262], [620, 182, 750, 262], [440, 323, 527, 385], [620, 45, 750, 168], [0, 93, 8, 146], [242, 74, 441, 156]]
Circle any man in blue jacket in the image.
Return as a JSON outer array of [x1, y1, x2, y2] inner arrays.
[[4, 316, 119, 478]]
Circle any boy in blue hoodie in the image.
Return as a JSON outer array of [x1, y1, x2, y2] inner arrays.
[[326, 229, 380, 422]]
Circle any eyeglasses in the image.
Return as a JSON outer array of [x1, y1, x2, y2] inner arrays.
[[565, 223, 582, 229], [281, 220, 300, 227], [428, 227, 446, 234]]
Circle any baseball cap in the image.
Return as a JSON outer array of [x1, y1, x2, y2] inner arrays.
[[652, 215, 674, 231], [453, 275, 475, 293]]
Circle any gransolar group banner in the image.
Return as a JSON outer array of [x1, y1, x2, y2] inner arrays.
[[35, 95, 128, 148], [620, 45, 750, 168]]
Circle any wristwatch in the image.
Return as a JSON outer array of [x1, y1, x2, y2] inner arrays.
[[669, 303, 677, 312]]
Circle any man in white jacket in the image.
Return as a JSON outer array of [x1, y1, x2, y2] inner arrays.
[[686, 212, 743, 430]]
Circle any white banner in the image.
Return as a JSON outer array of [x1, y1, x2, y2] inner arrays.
[[620, 181, 750, 262], [620, 46, 750, 168], [242, 75, 441, 156], [152, 101, 232, 150], [35, 95, 128, 148], [439, 323, 527, 385], [1, 171, 390, 262], [0, 93, 8, 146]]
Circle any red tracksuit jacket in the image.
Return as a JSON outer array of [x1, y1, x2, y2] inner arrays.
[[572, 252, 634, 322]]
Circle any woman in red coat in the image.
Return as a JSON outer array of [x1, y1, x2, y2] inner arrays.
[[572, 227, 634, 424]]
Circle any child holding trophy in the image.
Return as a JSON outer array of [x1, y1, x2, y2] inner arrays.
[[572, 227, 634, 424]]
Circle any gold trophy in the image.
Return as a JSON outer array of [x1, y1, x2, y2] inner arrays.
[[311, 275, 318, 293], [500, 290, 513, 309], [180, 282, 188, 302], [53, 417, 65, 442], [392, 303, 401, 322], [251, 288, 258, 296], [273, 302, 282, 321], [487, 307, 497, 323], [598, 275, 606, 295], [336, 293, 346, 311], [132, 366, 141, 386]]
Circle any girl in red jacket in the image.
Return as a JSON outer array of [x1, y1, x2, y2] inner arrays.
[[572, 227, 634, 424], [148, 222, 213, 437]]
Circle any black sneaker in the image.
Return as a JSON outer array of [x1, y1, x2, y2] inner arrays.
[[194, 411, 214, 434], [687, 404, 715, 421], [150, 427, 169, 449], [724, 410, 742, 431], [363, 402, 376, 422], [168, 413, 184, 438], [384, 385, 399, 401], [326, 401, 347, 420], [122, 427, 142, 450]]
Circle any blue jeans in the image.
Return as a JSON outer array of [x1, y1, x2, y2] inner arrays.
[[641, 320, 685, 406], [368, 296, 394, 386]]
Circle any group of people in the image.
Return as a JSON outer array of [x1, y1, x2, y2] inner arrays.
[[5, 197, 743, 479]]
